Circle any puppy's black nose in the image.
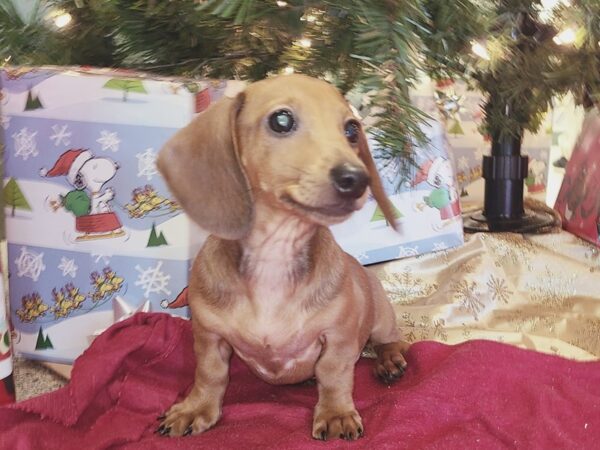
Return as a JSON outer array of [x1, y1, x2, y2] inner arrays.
[[330, 163, 369, 199]]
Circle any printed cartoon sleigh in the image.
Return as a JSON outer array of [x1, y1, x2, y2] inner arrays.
[[40, 149, 125, 241]]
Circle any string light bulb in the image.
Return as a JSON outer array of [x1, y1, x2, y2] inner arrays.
[[283, 66, 295, 75], [51, 10, 72, 29], [471, 41, 490, 61], [276, 1, 288, 7], [553, 28, 576, 45], [298, 38, 312, 48]]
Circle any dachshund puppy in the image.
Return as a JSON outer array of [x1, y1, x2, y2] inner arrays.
[[157, 74, 408, 441]]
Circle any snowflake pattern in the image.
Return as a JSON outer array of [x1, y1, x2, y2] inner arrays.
[[569, 319, 600, 356], [528, 265, 577, 309], [458, 155, 470, 171], [432, 241, 448, 252], [91, 252, 112, 265], [382, 268, 438, 305], [13, 127, 39, 160], [452, 279, 485, 320], [487, 275, 512, 304], [0, 114, 10, 130], [400, 313, 447, 342], [397, 245, 419, 259], [58, 257, 78, 278], [378, 157, 401, 185], [495, 310, 561, 334], [486, 234, 537, 271], [97, 130, 121, 152], [135, 261, 171, 297], [357, 252, 370, 263], [432, 318, 448, 341], [136, 148, 158, 180], [15, 246, 46, 282], [49, 124, 72, 147]]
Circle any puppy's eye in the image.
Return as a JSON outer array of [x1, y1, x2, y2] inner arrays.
[[344, 120, 360, 144], [269, 109, 295, 134]]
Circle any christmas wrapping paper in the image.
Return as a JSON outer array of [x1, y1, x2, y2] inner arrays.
[[554, 109, 600, 245], [0, 66, 231, 363], [337, 79, 465, 263], [412, 78, 553, 195], [329, 119, 464, 264]]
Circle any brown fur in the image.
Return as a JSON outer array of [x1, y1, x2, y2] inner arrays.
[[157, 74, 408, 441]]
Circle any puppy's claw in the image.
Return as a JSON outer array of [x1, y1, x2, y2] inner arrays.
[[395, 362, 407, 373], [183, 426, 193, 436], [379, 370, 402, 384], [357, 428, 363, 437], [156, 424, 171, 436], [319, 430, 327, 441], [156, 414, 166, 421]]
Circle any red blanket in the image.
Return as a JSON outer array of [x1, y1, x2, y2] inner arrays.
[[1, 313, 599, 449]]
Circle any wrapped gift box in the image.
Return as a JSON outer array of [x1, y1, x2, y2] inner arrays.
[[411, 79, 552, 195], [330, 120, 464, 263], [554, 110, 600, 245], [0, 66, 232, 363]]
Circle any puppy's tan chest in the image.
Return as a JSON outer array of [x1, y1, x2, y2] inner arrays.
[[222, 298, 322, 384]]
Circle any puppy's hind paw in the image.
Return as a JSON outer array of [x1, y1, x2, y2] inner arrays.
[[374, 341, 409, 385]]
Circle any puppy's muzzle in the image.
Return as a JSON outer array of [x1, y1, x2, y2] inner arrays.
[[330, 163, 370, 200]]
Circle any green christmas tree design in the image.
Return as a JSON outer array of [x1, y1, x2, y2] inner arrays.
[[448, 119, 464, 136], [3, 177, 32, 217], [371, 203, 403, 225], [35, 327, 53, 350], [25, 90, 43, 110], [147, 223, 168, 247], [103, 78, 147, 102]]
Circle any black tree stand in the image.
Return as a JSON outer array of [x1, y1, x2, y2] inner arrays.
[[462, 135, 555, 233]]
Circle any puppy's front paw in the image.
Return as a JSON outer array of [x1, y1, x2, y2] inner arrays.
[[312, 409, 363, 441], [374, 341, 408, 384], [157, 396, 221, 437]]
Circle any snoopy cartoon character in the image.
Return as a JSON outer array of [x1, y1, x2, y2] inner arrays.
[[413, 156, 461, 230], [41, 149, 125, 241]]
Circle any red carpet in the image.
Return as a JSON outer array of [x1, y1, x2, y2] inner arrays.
[[1, 313, 598, 449]]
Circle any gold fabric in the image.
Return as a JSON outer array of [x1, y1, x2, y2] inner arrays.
[[368, 231, 600, 361]]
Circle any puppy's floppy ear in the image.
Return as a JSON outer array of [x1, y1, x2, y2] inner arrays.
[[357, 127, 400, 231], [157, 93, 253, 240]]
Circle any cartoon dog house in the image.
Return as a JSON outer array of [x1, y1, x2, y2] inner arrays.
[[41, 149, 124, 240]]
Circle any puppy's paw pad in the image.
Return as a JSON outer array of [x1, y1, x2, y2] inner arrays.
[[312, 410, 363, 441]]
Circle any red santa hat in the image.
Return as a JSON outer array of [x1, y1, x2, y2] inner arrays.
[[412, 157, 447, 186], [160, 287, 189, 310], [39, 149, 93, 185], [412, 159, 434, 186]]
